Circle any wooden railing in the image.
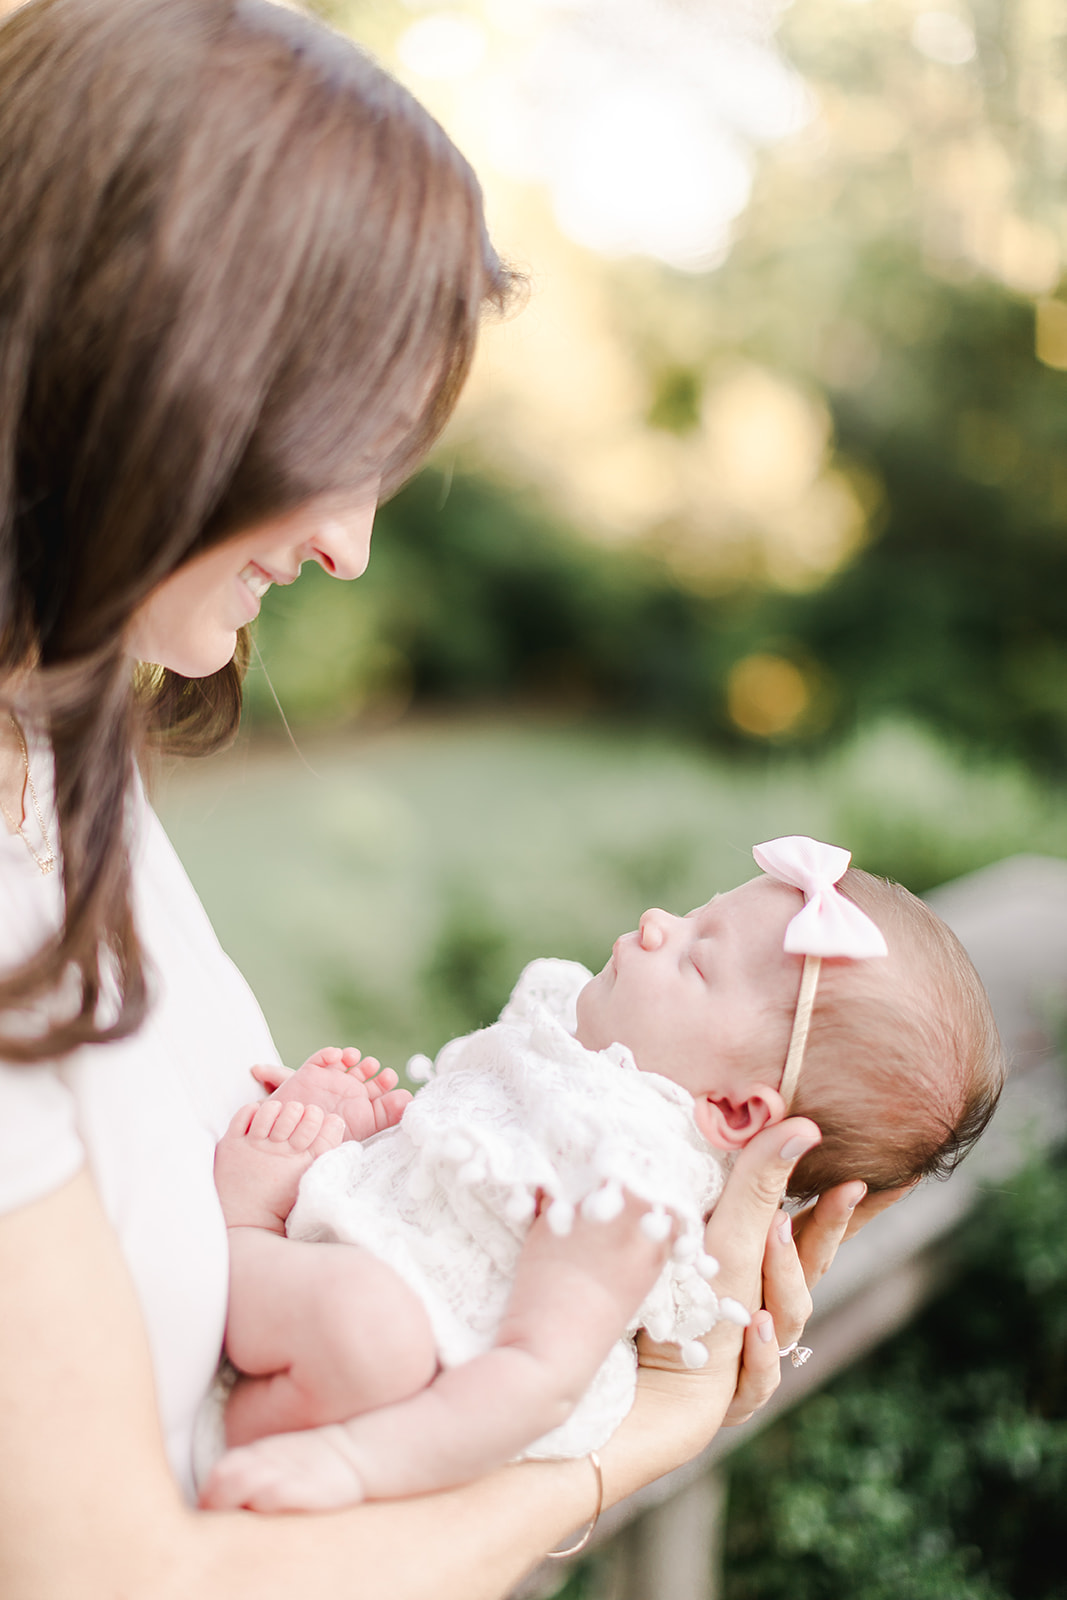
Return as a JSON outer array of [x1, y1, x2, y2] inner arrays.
[[515, 855, 1067, 1600]]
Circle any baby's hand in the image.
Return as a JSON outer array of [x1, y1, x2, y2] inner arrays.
[[250, 1047, 411, 1143]]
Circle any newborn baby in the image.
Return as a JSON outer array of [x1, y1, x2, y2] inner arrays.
[[202, 837, 1003, 1513]]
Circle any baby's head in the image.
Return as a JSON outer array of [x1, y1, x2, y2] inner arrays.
[[777, 864, 1003, 1201], [574, 839, 1004, 1204]]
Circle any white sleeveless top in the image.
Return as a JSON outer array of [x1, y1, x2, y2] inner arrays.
[[0, 735, 279, 1500]]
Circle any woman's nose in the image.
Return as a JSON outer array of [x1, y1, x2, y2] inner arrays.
[[305, 496, 378, 580], [638, 909, 673, 951]]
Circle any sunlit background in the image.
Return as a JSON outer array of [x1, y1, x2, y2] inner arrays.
[[239, 0, 1067, 766]]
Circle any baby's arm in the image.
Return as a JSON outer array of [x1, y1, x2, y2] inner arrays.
[[252, 1046, 412, 1141], [202, 1193, 672, 1512]]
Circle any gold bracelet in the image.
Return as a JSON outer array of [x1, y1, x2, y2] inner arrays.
[[546, 1450, 604, 1560]]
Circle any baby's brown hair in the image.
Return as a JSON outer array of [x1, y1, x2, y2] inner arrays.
[[785, 869, 1004, 1204]]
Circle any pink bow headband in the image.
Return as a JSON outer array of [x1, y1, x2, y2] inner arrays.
[[753, 836, 888, 1106]]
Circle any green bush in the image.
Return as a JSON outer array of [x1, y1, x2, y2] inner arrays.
[[724, 1144, 1067, 1600], [548, 1141, 1067, 1600], [247, 410, 1067, 777]]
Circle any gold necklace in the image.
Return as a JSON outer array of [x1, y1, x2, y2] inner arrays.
[[0, 714, 56, 875]]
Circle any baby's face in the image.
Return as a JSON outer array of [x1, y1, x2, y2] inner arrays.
[[574, 875, 804, 1098]]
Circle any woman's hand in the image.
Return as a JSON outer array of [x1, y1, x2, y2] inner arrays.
[[602, 1117, 821, 1496], [724, 1175, 914, 1426]]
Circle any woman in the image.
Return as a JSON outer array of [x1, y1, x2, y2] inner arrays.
[[0, 2, 889, 1594]]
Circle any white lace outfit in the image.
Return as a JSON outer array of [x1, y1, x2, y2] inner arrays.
[[288, 958, 726, 1459]]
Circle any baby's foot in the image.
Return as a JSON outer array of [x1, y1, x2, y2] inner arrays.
[[214, 1099, 345, 1233], [251, 1046, 412, 1142], [200, 1425, 367, 1513]]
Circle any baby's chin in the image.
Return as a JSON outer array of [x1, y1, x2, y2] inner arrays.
[[573, 972, 610, 1053]]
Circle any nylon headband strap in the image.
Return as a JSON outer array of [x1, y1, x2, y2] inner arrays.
[[779, 953, 822, 1108]]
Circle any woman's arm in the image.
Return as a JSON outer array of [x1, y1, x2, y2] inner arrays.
[[0, 1168, 612, 1600], [0, 1119, 824, 1600], [635, 1148, 906, 1437]]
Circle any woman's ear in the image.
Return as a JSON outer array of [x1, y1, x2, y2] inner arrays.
[[693, 1085, 788, 1151]]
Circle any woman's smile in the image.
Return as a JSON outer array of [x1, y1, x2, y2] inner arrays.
[[129, 492, 378, 678], [238, 561, 283, 604]]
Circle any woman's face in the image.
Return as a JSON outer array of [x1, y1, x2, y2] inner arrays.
[[127, 491, 378, 678]]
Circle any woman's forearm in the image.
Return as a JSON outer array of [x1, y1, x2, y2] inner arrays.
[[185, 1357, 742, 1600], [174, 1459, 602, 1600]]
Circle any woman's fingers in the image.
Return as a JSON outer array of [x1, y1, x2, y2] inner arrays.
[[703, 1117, 822, 1311], [760, 1210, 814, 1353], [842, 1181, 915, 1240], [790, 1179, 913, 1290], [721, 1310, 781, 1427], [789, 1180, 867, 1290]]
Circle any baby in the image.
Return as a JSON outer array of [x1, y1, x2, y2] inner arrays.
[[202, 837, 1003, 1513]]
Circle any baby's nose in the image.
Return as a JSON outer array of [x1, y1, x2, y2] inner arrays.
[[638, 909, 672, 951]]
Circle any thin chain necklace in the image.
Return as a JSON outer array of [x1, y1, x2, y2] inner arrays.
[[0, 714, 56, 875]]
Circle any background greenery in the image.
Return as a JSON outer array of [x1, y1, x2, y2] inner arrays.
[[546, 1131, 1067, 1600], [724, 1137, 1067, 1600], [239, 0, 1067, 776]]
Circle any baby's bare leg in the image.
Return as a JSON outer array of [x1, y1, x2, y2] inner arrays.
[[225, 1229, 437, 1445], [217, 1099, 436, 1445]]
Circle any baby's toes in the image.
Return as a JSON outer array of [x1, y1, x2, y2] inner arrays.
[[373, 1086, 412, 1133], [246, 1099, 287, 1141], [285, 1103, 326, 1154], [222, 1102, 259, 1141], [266, 1099, 307, 1143], [363, 1064, 397, 1098], [309, 1111, 346, 1159]]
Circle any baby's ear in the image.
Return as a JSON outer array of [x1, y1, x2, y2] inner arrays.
[[693, 1086, 788, 1151]]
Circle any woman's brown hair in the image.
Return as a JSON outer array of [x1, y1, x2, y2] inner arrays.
[[0, 0, 514, 1061]]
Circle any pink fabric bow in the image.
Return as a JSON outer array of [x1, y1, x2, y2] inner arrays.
[[752, 836, 888, 959]]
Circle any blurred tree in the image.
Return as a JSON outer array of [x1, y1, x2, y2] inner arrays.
[[258, 0, 1067, 773], [724, 1140, 1067, 1600]]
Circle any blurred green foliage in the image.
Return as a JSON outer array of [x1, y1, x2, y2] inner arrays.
[[247, 0, 1067, 775], [250, 356, 1067, 771], [722, 1142, 1067, 1600], [547, 1138, 1067, 1600]]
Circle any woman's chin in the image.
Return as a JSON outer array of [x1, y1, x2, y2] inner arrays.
[[137, 633, 239, 679]]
